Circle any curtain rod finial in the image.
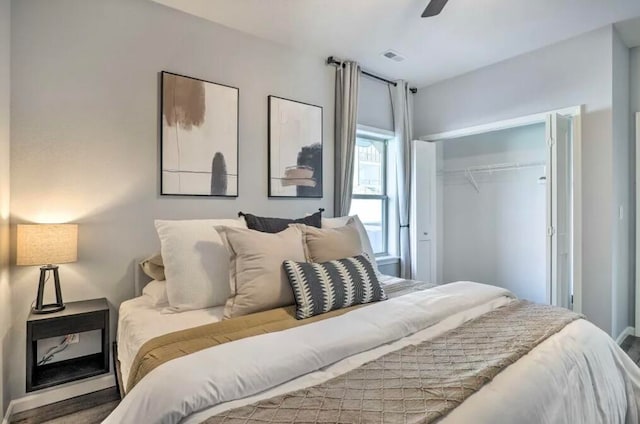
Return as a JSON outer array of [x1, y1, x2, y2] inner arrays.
[[327, 56, 339, 65]]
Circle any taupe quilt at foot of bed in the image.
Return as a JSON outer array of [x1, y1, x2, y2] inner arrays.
[[203, 300, 581, 424]]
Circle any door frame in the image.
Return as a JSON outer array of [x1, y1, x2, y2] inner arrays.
[[418, 105, 583, 313], [635, 113, 640, 336]]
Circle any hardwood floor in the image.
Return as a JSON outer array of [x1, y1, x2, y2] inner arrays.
[[9, 388, 120, 424], [10, 336, 640, 423]]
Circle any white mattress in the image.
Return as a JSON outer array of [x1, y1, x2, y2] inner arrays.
[[117, 293, 225, 390]]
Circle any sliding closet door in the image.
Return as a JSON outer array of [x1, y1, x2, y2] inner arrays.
[[411, 140, 437, 283], [547, 113, 572, 308]]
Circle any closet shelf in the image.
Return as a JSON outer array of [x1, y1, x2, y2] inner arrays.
[[439, 161, 546, 193]]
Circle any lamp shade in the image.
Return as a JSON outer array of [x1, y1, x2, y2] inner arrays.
[[16, 224, 78, 266]]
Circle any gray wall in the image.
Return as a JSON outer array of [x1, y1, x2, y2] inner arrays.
[[358, 76, 394, 131], [414, 26, 617, 335], [612, 29, 632, 339], [0, 0, 10, 415], [439, 124, 547, 303], [633, 48, 640, 117], [9, 0, 334, 401]]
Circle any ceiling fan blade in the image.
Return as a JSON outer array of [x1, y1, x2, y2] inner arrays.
[[422, 0, 449, 17]]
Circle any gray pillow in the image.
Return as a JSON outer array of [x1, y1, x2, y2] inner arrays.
[[238, 209, 323, 233]]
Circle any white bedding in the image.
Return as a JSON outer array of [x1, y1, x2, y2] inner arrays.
[[117, 294, 225, 388], [109, 282, 640, 424], [117, 275, 404, 388]]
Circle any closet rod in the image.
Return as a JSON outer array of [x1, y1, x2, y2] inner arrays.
[[441, 161, 546, 175]]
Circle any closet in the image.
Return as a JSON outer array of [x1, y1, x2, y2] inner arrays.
[[412, 113, 573, 308]]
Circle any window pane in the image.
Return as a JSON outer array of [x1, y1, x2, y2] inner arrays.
[[353, 138, 385, 195], [349, 198, 385, 254]]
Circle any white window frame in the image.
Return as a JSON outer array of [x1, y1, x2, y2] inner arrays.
[[353, 125, 397, 258]]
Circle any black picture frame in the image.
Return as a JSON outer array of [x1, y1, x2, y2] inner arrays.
[[268, 95, 323, 198], [160, 71, 239, 197]]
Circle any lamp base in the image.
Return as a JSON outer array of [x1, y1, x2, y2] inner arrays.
[[34, 265, 65, 315], [32, 303, 66, 314]]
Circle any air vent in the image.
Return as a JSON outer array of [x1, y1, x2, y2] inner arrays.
[[382, 50, 405, 62]]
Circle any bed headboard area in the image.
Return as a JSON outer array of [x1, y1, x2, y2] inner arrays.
[[134, 259, 153, 297], [130, 211, 368, 301]]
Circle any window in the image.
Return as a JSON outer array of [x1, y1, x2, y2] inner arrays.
[[350, 136, 389, 255]]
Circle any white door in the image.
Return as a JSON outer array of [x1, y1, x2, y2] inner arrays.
[[411, 140, 437, 282], [546, 113, 572, 308]]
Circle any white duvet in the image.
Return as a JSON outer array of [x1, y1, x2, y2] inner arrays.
[[117, 295, 225, 388], [105, 282, 640, 424]]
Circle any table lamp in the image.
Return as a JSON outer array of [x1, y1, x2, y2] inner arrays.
[[17, 224, 78, 314]]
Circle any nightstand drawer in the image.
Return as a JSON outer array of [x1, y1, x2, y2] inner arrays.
[[31, 312, 106, 339]]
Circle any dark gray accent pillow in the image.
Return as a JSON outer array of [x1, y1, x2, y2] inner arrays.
[[238, 209, 323, 233], [283, 254, 387, 319]]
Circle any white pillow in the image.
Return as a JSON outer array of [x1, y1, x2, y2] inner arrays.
[[154, 218, 246, 312], [322, 215, 376, 265], [142, 280, 168, 307]]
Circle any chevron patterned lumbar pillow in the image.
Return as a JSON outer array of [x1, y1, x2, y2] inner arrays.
[[283, 255, 387, 319]]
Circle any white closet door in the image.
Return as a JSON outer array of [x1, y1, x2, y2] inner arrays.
[[546, 113, 572, 308], [411, 140, 437, 283]]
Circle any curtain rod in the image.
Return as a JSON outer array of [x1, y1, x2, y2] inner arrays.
[[327, 56, 417, 94]]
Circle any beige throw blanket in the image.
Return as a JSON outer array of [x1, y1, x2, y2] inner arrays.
[[204, 300, 582, 423]]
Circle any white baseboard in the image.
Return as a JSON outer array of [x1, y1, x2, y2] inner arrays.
[[3, 373, 115, 422], [1, 402, 11, 424], [616, 326, 635, 346]]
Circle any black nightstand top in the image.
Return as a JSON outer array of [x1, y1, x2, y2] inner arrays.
[[27, 298, 108, 322]]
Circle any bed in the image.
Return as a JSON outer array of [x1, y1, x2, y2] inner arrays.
[[108, 274, 640, 424], [107, 215, 640, 423]]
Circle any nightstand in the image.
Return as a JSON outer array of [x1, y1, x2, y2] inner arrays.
[[26, 298, 110, 392]]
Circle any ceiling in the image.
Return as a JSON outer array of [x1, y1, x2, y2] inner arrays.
[[152, 0, 640, 88]]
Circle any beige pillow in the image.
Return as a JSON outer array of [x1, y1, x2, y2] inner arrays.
[[139, 252, 165, 281], [294, 218, 364, 263], [321, 215, 376, 263], [217, 225, 306, 318]]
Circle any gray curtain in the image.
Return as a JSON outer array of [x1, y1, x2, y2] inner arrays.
[[334, 61, 361, 217], [392, 81, 413, 279]]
